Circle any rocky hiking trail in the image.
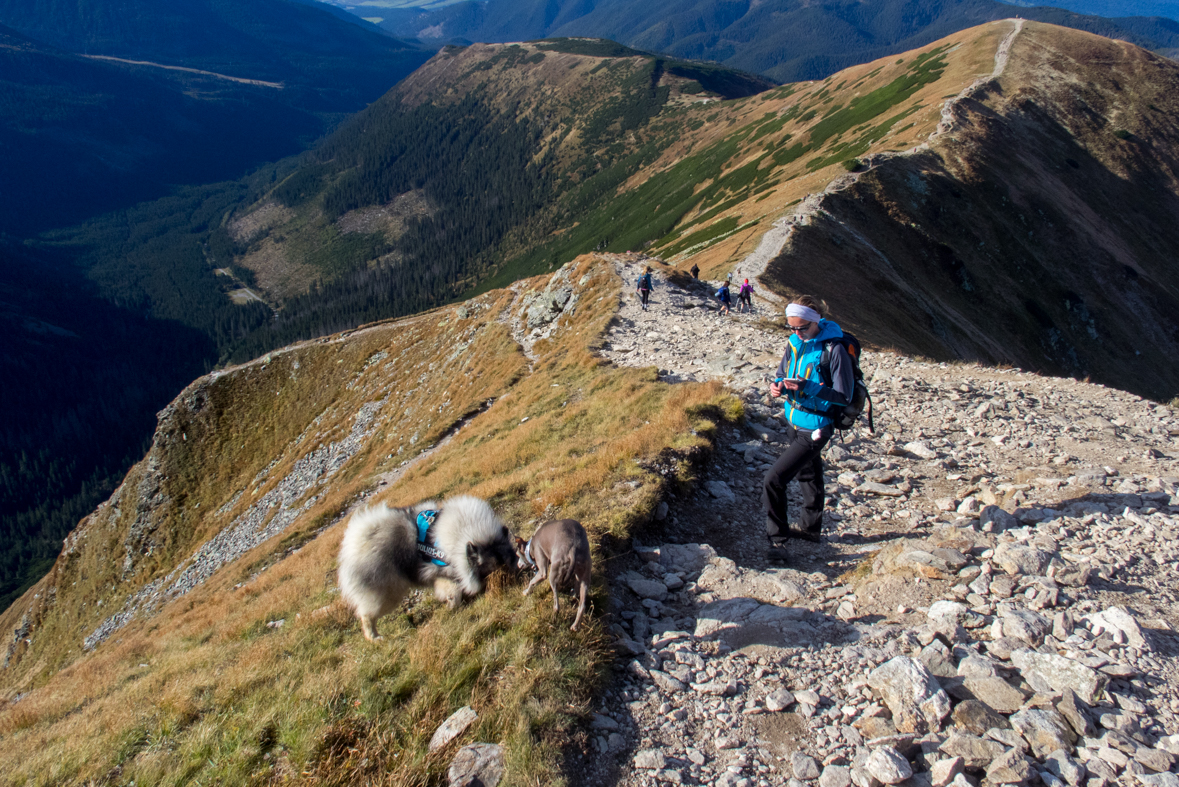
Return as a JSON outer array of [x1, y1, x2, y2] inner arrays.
[[568, 256, 1179, 787]]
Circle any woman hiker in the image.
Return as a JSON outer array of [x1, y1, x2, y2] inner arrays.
[[738, 278, 754, 312], [763, 296, 854, 563], [636, 266, 654, 310]]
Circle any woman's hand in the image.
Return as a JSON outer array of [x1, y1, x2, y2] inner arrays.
[[770, 379, 800, 396]]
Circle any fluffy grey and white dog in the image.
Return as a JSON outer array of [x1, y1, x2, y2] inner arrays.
[[337, 495, 516, 641]]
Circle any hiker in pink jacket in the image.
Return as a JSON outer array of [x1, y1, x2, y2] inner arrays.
[[737, 278, 754, 312]]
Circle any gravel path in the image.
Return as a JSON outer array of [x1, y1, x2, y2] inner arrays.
[[571, 256, 1179, 787]]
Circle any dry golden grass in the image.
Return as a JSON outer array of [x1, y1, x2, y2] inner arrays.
[[0, 255, 740, 786]]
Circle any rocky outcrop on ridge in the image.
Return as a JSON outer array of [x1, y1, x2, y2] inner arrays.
[[575, 257, 1179, 787]]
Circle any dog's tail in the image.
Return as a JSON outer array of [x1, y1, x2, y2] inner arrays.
[[549, 554, 577, 591]]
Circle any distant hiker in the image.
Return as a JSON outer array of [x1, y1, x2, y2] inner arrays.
[[637, 267, 654, 310], [738, 278, 754, 312], [762, 296, 854, 563], [715, 280, 732, 315], [690, 263, 700, 279]]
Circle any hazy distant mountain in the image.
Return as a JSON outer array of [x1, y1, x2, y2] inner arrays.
[[375, 0, 1179, 82]]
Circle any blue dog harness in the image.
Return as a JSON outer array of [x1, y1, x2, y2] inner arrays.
[[416, 510, 448, 566]]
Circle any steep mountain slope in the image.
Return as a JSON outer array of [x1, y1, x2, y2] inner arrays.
[[376, 0, 1179, 82], [755, 20, 1179, 401], [213, 40, 773, 360], [0, 25, 327, 235], [0, 240, 213, 612], [0, 40, 769, 625], [0, 256, 737, 784]]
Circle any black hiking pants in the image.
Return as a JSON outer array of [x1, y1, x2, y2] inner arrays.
[[639, 288, 650, 307], [762, 422, 830, 542]]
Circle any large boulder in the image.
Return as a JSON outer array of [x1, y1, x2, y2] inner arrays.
[[993, 542, 1053, 575], [625, 575, 669, 601], [980, 505, 1019, 533], [1010, 649, 1107, 705], [951, 700, 1010, 735], [986, 749, 1034, 784], [1087, 606, 1148, 650], [1056, 688, 1096, 738], [961, 676, 1027, 713], [1009, 708, 1077, 758], [705, 480, 736, 503], [868, 656, 951, 734], [998, 607, 1051, 647], [659, 543, 717, 573], [448, 743, 505, 787], [865, 746, 913, 785], [938, 733, 1006, 769]]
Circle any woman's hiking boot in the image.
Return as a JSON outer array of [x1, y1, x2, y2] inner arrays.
[[793, 528, 822, 543]]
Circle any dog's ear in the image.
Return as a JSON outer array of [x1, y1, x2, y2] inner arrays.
[[467, 542, 480, 565], [501, 525, 510, 539]]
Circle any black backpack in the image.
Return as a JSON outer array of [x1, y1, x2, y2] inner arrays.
[[819, 333, 874, 433]]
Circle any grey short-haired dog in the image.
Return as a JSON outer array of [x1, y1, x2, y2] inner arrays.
[[515, 519, 592, 631]]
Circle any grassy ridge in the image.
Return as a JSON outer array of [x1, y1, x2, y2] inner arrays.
[[0, 257, 741, 785]]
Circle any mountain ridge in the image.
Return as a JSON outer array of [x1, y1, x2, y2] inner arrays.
[[3, 22, 1179, 783]]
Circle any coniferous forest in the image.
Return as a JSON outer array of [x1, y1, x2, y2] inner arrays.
[[0, 241, 214, 610]]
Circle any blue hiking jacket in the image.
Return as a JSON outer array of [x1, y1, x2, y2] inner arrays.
[[774, 319, 854, 432]]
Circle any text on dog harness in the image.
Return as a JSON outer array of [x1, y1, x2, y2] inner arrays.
[[416, 510, 448, 566]]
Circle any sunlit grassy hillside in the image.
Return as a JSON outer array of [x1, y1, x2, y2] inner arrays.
[[0, 256, 739, 785]]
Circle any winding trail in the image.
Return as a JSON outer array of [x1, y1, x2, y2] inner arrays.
[[80, 54, 284, 87]]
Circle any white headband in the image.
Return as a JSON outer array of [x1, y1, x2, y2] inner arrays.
[[786, 303, 822, 323]]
